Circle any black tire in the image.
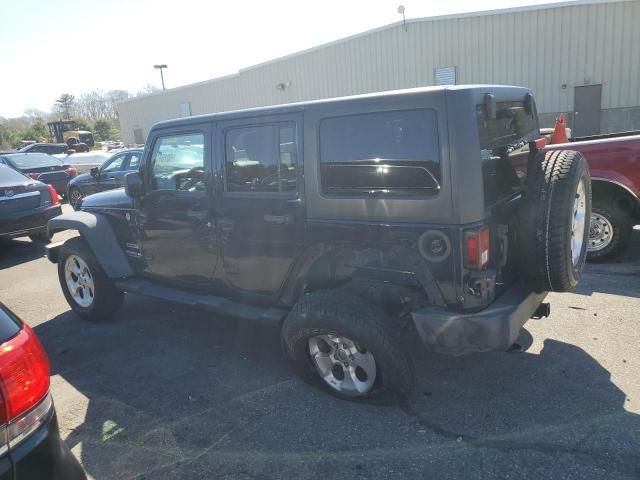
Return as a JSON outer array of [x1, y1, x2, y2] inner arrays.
[[29, 231, 51, 244], [57, 237, 124, 320], [281, 290, 414, 402], [587, 200, 633, 262], [76, 143, 89, 153], [520, 150, 591, 292], [68, 187, 83, 210]]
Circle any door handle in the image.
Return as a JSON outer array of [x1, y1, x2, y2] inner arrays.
[[264, 214, 293, 225]]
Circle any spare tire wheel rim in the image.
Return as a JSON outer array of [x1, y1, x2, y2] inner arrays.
[[308, 334, 376, 396], [571, 179, 587, 265], [588, 212, 614, 252], [64, 255, 95, 308]]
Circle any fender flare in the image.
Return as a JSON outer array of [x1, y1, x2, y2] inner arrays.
[[47, 211, 134, 279], [590, 176, 640, 205]]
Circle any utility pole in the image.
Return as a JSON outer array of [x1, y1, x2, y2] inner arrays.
[[154, 64, 168, 90]]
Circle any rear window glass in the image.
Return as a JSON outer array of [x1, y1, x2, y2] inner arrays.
[[319, 109, 441, 196], [5, 153, 62, 169], [0, 164, 29, 183], [476, 101, 539, 151], [476, 100, 539, 206]]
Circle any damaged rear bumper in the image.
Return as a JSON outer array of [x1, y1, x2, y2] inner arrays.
[[411, 283, 548, 356]]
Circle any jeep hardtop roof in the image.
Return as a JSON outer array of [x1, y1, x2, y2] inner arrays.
[[152, 84, 530, 131]]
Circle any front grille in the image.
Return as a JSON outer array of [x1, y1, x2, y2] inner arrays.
[[0, 191, 41, 214]]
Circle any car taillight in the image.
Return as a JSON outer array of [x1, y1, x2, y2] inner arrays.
[[64, 167, 78, 176], [466, 226, 490, 269], [27, 172, 40, 180], [0, 323, 52, 452], [48, 184, 61, 205]]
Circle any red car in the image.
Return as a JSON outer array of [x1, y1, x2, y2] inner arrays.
[[544, 131, 640, 261]]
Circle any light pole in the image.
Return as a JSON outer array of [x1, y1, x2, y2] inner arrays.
[[154, 64, 168, 90]]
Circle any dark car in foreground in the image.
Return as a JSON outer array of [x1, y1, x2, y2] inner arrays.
[[67, 148, 143, 209], [46, 86, 590, 401], [0, 165, 62, 243], [0, 153, 78, 197], [0, 303, 86, 479], [18, 143, 69, 155]]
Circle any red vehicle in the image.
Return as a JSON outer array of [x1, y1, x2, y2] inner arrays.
[[544, 131, 640, 261]]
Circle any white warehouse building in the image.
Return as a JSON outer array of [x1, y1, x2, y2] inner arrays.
[[116, 0, 640, 145]]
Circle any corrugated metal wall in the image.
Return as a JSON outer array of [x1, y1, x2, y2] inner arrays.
[[117, 0, 640, 144]]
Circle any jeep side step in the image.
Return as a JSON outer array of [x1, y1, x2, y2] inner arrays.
[[114, 278, 288, 326]]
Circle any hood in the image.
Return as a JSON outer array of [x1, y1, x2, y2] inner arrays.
[[81, 188, 133, 209]]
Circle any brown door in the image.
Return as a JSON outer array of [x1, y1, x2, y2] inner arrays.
[[574, 85, 602, 137]]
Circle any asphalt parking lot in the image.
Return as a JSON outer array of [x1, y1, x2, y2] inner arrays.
[[1, 206, 639, 480]]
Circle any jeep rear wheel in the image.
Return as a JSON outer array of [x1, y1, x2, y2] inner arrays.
[[281, 290, 414, 401], [521, 150, 591, 292], [587, 200, 632, 262], [58, 237, 124, 320]]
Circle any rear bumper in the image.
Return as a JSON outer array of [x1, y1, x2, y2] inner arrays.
[[8, 410, 86, 480], [411, 283, 548, 356], [0, 205, 62, 239]]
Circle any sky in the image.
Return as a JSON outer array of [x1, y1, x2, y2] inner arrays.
[[0, 0, 568, 118]]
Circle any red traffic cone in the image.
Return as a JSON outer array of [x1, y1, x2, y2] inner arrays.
[[550, 114, 569, 144]]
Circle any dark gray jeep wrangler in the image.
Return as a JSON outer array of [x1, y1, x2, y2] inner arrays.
[[47, 85, 591, 400]]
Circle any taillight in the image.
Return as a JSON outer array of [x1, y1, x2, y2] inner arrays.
[[27, 172, 40, 180], [466, 226, 490, 269], [47, 184, 61, 205], [64, 167, 78, 176], [0, 323, 51, 451]]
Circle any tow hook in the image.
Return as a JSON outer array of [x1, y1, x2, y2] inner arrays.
[[532, 302, 551, 319]]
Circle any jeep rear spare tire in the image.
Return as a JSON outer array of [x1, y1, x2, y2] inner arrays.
[[521, 150, 591, 292], [281, 290, 414, 401]]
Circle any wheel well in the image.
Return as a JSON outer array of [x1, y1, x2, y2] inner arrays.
[[282, 246, 432, 320], [591, 180, 639, 218]]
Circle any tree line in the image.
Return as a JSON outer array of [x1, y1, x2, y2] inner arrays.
[[0, 85, 160, 150]]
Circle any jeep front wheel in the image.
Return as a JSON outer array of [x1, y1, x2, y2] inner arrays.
[[587, 200, 632, 262], [281, 291, 414, 401], [58, 237, 124, 320]]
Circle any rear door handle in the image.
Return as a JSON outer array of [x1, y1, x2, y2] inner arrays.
[[264, 214, 293, 225]]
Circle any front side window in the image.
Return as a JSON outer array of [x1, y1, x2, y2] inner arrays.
[[150, 133, 205, 192], [225, 123, 297, 193], [102, 154, 126, 173], [319, 109, 441, 196]]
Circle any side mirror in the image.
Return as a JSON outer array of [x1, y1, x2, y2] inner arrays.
[[90, 167, 99, 177], [484, 93, 497, 120], [124, 172, 143, 198]]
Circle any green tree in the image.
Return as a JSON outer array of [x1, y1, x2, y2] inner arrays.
[[93, 119, 114, 141], [54, 93, 76, 120]]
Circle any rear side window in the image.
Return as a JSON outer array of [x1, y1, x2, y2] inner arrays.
[[319, 109, 440, 196], [224, 123, 297, 194], [477, 100, 539, 205]]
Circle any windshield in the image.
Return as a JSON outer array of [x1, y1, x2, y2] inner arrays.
[[5, 153, 62, 169]]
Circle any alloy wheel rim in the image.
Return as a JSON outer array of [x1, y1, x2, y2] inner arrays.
[[70, 190, 82, 206], [571, 179, 587, 265], [308, 334, 376, 396], [588, 213, 614, 252], [64, 255, 95, 308]]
